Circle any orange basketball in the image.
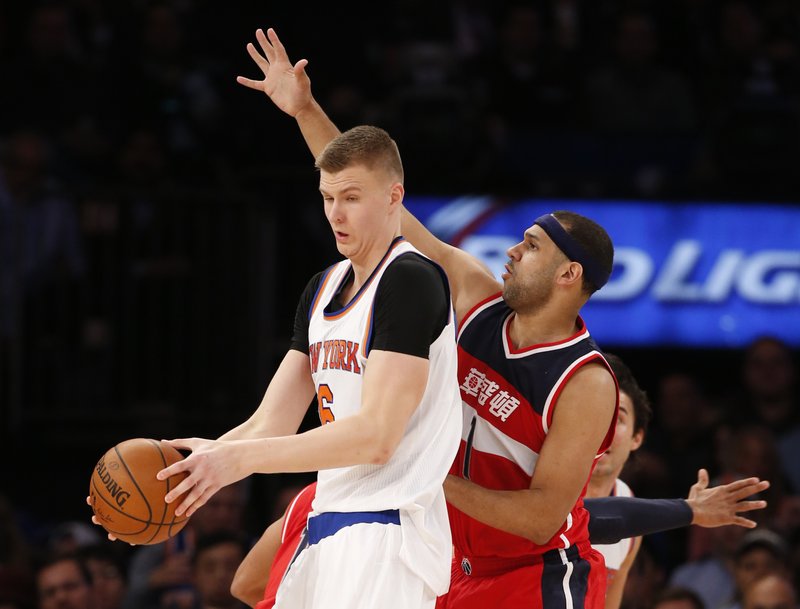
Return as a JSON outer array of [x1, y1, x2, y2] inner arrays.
[[89, 438, 190, 545]]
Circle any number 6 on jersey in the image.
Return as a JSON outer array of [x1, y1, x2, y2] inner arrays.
[[317, 384, 335, 425]]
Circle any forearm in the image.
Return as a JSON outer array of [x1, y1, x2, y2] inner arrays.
[[585, 497, 692, 544], [295, 99, 340, 158], [236, 413, 391, 475], [444, 476, 553, 544]]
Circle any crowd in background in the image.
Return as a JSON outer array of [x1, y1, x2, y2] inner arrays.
[[1, 1, 800, 608]]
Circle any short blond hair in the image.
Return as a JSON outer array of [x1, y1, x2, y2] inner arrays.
[[316, 125, 404, 182]]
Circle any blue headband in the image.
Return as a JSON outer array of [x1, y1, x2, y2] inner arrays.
[[533, 213, 610, 288]]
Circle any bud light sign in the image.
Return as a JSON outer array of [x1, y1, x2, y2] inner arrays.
[[404, 197, 800, 347]]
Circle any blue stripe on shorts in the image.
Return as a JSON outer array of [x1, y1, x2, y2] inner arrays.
[[307, 510, 401, 546]]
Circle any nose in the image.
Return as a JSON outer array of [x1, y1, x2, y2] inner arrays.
[[506, 242, 523, 260], [327, 198, 344, 224]]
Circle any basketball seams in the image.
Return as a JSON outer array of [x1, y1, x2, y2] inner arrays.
[[90, 438, 188, 545], [143, 439, 170, 545]]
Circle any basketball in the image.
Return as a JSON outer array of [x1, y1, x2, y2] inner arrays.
[[89, 438, 190, 545]]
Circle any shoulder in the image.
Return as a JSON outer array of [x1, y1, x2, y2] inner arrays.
[[383, 252, 446, 285]]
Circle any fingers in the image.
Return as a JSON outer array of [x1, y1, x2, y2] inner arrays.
[[267, 27, 287, 58], [735, 499, 768, 514], [185, 487, 216, 518], [293, 58, 309, 76], [695, 468, 709, 490], [247, 42, 269, 73], [236, 76, 263, 90], [256, 28, 275, 64], [732, 516, 758, 528], [173, 480, 211, 517], [728, 479, 770, 500]]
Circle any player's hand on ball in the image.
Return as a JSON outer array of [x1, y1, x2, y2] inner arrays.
[[158, 437, 246, 517]]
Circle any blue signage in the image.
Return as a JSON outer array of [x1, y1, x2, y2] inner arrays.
[[404, 197, 800, 348]]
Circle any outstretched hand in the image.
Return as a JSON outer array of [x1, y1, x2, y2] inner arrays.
[[157, 437, 247, 518], [236, 27, 313, 117], [686, 468, 769, 528]]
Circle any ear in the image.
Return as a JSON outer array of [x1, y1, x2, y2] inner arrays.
[[388, 182, 404, 212], [631, 428, 645, 452], [557, 261, 584, 287]]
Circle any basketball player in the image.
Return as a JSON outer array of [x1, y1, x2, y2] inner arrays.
[[157, 125, 462, 609], [232, 473, 768, 609], [233, 27, 769, 609], [587, 353, 649, 609]]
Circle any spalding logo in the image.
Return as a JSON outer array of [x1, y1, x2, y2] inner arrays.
[[95, 457, 132, 508]]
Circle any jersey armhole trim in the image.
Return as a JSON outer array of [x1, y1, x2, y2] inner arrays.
[[542, 352, 613, 434], [457, 291, 503, 341]]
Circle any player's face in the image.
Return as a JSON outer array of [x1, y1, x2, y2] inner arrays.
[[593, 391, 643, 480], [192, 542, 244, 607], [501, 224, 566, 313], [320, 164, 401, 264], [37, 560, 92, 609]]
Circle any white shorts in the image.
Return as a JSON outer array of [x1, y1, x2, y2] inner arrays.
[[274, 511, 437, 609]]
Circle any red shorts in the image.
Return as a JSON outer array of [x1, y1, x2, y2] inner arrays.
[[437, 544, 607, 609]]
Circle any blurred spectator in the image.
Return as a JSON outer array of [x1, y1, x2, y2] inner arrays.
[[669, 524, 748, 609], [652, 587, 707, 609], [189, 533, 248, 609], [584, 10, 696, 134], [0, 564, 36, 609], [721, 529, 792, 609], [728, 336, 800, 493], [46, 523, 102, 556], [35, 553, 92, 609], [0, 3, 96, 138], [123, 481, 248, 609], [619, 541, 666, 609], [0, 494, 32, 572], [742, 573, 797, 609], [77, 543, 128, 609], [636, 371, 719, 499]]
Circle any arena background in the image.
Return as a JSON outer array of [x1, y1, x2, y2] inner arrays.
[[1, 0, 799, 604]]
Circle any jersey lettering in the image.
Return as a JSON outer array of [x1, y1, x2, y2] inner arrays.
[[309, 340, 362, 375]]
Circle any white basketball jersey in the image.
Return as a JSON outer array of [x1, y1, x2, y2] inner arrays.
[[305, 238, 462, 594], [593, 478, 635, 572]]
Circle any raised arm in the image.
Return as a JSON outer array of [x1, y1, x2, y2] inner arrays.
[[237, 27, 339, 158], [400, 208, 500, 325]]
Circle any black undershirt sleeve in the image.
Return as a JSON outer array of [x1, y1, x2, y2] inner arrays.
[[369, 254, 449, 359], [289, 271, 324, 354], [585, 497, 693, 545]]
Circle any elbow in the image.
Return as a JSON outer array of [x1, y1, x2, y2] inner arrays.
[[527, 527, 557, 546], [230, 571, 259, 607], [523, 518, 563, 546], [367, 440, 395, 465]]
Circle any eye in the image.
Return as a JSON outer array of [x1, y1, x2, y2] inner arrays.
[[347, 195, 358, 202]]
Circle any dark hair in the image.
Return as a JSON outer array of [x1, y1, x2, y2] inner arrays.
[[35, 552, 92, 586], [604, 352, 652, 435], [653, 587, 706, 609], [76, 542, 128, 583], [192, 532, 249, 566], [552, 210, 614, 294], [316, 125, 404, 183]]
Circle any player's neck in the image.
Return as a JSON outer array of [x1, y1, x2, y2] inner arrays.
[[507, 306, 582, 350], [586, 473, 617, 499]]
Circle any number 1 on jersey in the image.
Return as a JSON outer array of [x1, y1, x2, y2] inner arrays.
[[317, 384, 335, 425]]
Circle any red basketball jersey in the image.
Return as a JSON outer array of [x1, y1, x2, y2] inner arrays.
[[449, 294, 617, 561]]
